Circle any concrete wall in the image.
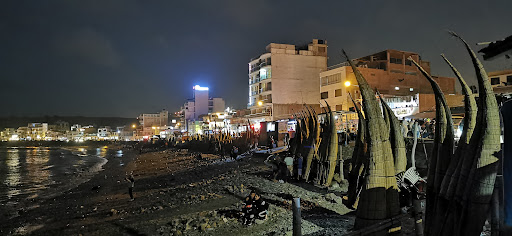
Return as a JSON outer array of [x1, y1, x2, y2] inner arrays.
[[184, 101, 195, 120], [272, 103, 321, 121], [271, 53, 327, 105], [418, 94, 464, 112]]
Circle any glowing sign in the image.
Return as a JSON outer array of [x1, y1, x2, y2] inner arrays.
[[392, 107, 419, 117], [193, 85, 209, 91]]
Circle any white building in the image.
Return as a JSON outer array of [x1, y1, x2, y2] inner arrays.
[[183, 85, 225, 134], [97, 126, 112, 139], [247, 39, 328, 122]]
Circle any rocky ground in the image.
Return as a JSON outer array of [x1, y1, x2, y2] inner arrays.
[[1, 145, 423, 235]]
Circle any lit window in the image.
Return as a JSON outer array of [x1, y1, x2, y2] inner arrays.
[[410, 88, 414, 92], [395, 87, 400, 90], [260, 68, 267, 80]]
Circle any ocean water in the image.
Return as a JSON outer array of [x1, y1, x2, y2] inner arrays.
[[0, 146, 121, 218]]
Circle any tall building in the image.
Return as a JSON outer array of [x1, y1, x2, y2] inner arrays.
[[320, 49, 457, 120], [183, 85, 225, 134], [137, 109, 169, 138], [247, 39, 328, 122]]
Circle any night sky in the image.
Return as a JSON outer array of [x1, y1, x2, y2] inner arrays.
[[1, 1, 511, 117]]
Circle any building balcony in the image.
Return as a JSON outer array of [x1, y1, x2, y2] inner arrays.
[[249, 61, 271, 74]]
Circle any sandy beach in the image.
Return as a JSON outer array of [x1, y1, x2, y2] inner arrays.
[[1, 145, 422, 235]]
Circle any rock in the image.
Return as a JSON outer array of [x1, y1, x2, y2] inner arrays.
[[169, 219, 180, 227], [333, 173, 342, 183], [110, 209, 118, 216], [199, 223, 208, 231], [255, 219, 266, 224], [325, 193, 343, 204], [185, 219, 193, 231]]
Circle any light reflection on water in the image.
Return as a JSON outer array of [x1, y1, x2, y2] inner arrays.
[[0, 146, 118, 211], [5, 148, 21, 198]]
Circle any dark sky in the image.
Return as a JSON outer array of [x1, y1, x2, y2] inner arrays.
[[1, 1, 511, 118]]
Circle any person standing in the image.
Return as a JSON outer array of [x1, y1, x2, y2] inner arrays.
[[125, 174, 135, 201], [296, 153, 303, 180], [284, 155, 294, 178]]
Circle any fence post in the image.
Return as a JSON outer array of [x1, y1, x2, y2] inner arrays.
[[293, 197, 302, 236]]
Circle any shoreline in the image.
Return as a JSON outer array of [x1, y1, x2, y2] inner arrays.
[[0, 145, 130, 235]]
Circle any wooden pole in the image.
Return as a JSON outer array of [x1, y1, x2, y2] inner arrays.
[[411, 122, 419, 168], [293, 198, 302, 236]]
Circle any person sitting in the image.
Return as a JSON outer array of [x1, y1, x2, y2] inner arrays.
[[240, 191, 268, 226]]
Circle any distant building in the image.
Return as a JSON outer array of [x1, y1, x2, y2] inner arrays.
[[489, 70, 512, 90], [184, 85, 225, 120], [488, 70, 512, 105], [137, 109, 169, 138], [247, 39, 328, 122], [320, 49, 458, 121], [97, 126, 112, 139], [183, 85, 225, 134], [0, 128, 16, 141]]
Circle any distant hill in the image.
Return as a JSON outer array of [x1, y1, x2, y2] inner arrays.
[[0, 116, 138, 130]]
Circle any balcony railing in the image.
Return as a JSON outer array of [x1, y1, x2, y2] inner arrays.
[[249, 60, 271, 74]]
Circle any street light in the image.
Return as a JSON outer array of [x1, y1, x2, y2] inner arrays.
[[258, 101, 263, 106], [132, 124, 136, 128], [344, 81, 351, 87]]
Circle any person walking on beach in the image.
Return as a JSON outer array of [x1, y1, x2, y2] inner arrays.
[[125, 174, 135, 201]]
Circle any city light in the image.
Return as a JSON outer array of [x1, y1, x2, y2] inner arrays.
[[132, 124, 136, 128], [395, 86, 400, 90], [344, 81, 351, 87], [258, 101, 263, 106], [193, 85, 209, 91]]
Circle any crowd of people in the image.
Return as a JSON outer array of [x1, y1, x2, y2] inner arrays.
[[264, 151, 304, 183], [401, 118, 436, 139]]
